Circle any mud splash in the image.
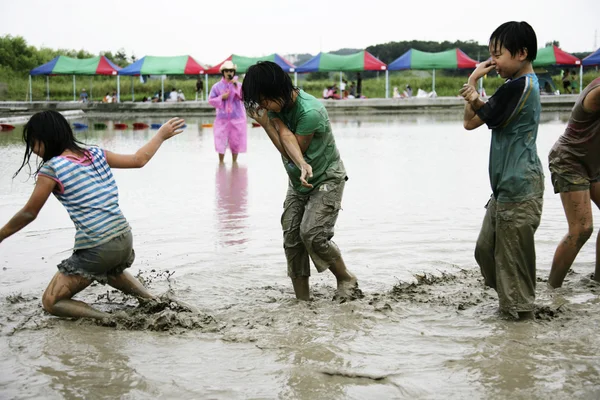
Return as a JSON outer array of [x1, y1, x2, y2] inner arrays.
[[93, 292, 219, 333]]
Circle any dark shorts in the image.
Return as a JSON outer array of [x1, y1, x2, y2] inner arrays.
[[548, 147, 600, 193], [57, 231, 135, 284]]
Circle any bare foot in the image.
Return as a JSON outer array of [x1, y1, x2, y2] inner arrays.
[[333, 278, 364, 302]]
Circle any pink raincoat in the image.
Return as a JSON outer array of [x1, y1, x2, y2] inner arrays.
[[208, 77, 248, 154]]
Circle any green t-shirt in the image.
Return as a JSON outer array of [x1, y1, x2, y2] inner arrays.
[[475, 73, 545, 202], [269, 90, 345, 193]]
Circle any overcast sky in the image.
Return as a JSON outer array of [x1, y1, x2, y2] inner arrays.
[[1, 0, 598, 66]]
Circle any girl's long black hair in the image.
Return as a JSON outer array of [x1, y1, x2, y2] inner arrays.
[[242, 61, 298, 113], [14, 110, 89, 178]]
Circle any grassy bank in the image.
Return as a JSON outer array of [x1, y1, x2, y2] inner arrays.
[[2, 69, 599, 102]]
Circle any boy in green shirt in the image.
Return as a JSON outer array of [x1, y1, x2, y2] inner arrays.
[[242, 61, 360, 301], [460, 21, 544, 319]]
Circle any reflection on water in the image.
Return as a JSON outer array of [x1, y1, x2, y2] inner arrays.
[[1, 113, 599, 399], [215, 163, 249, 248]]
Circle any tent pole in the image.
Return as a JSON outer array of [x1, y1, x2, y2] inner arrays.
[[29, 75, 32, 103], [46, 76, 49, 101], [294, 71, 297, 87], [579, 64, 583, 94], [73, 75, 76, 101], [385, 70, 389, 98], [161, 75, 164, 102], [339, 72, 342, 99], [90, 77, 93, 101], [131, 76, 134, 102], [117, 75, 120, 103], [205, 73, 208, 101], [432, 69, 436, 94]]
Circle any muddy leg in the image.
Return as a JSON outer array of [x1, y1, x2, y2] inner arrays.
[[218, 153, 225, 163], [590, 182, 600, 283], [42, 272, 109, 319], [107, 271, 154, 299], [549, 190, 593, 288], [291, 276, 310, 301]]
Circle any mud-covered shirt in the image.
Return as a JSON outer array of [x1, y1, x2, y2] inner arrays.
[[549, 77, 600, 182], [269, 90, 346, 193], [476, 73, 544, 202]]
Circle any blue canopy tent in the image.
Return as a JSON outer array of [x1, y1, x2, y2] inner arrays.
[[583, 48, 600, 66]]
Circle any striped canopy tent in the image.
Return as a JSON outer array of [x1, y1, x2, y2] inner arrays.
[[296, 51, 387, 97], [582, 47, 600, 66], [533, 45, 582, 92], [204, 54, 296, 74], [119, 55, 206, 101], [204, 54, 296, 96], [296, 51, 386, 72], [388, 49, 478, 93], [533, 45, 580, 67], [29, 55, 121, 102]]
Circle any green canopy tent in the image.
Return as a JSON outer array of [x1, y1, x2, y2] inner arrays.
[[118, 55, 206, 101], [387, 49, 478, 95], [296, 51, 387, 97]]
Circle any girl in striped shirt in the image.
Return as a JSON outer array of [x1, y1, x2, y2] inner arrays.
[[0, 111, 185, 320]]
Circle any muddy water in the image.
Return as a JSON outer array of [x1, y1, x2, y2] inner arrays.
[[1, 113, 599, 399]]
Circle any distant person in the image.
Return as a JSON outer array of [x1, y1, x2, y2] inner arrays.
[[242, 61, 361, 301], [547, 77, 600, 288], [404, 84, 413, 98], [168, 88, 178, 102], [177, 89, 186, 102], [0, 110, 185, 320], [356, 72, 362, 98], [570, 70, 578, 93], [562, 69, 572, 94], [102, 92, 112, 103], [348, 82, 356, 98], [196, 76, 204, 101], [393, 87, 401, 98], [79, 88, 88, 103], [340, 79, 348, 98], [208, 60, 247, 163], [152, 91, 162, 103], [460, 21, 544, 320], [111, 90, 118, 103]]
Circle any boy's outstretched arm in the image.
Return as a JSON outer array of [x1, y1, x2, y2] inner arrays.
[[0, 176, 55, 244], [106, 117, 185, 168]]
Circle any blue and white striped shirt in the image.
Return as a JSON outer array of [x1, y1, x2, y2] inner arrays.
[[38, 147, 130, 250]]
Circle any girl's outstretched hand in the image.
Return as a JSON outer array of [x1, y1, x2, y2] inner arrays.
[[158, 118, 186, 140]]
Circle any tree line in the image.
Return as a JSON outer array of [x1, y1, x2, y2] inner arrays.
[[0, 35, 594, 79]]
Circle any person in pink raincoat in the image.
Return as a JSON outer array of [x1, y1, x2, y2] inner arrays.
[[208, 60, 248, 163]]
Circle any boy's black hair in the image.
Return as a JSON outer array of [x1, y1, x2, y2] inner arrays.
[[489, 21, 537, 61], [242, 61, 298, 113], [14, 110, 89, 178]]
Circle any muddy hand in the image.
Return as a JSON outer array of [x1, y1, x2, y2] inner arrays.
[[250, 108, 269, 126], [470, 60, 495, 81], [300, 163, 313, 188], [459, 84, 479, 103]]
